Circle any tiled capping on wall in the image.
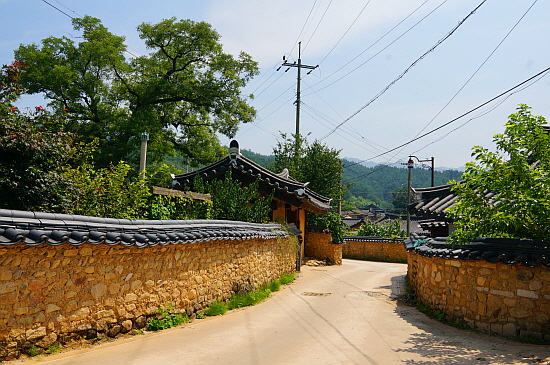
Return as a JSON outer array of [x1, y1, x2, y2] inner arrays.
[[406, 238, 550, 341], [304, 232, 342, 265], [343, 237, 407, 263], [0, 237, 298, 360]]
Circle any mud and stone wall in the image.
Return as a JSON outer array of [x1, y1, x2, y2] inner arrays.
[[342, 238, 408, 263], [407, 251, 550, 341], [304, 232, 342, 265], [0, 236, 298, 359]]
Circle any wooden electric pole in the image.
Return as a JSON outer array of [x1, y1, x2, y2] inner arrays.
[[278, 42, 318, 138]]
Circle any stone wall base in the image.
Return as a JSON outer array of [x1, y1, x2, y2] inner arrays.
[[0, 236, 298, 360], [343, 239, 407, 263], [304, 232, 342, 265], [407, 251, 550, 342]]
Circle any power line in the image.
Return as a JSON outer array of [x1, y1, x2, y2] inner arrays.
[[302, 0, 333, 54], [317, 0, 372, 66], [410, 67, 549, 156], [289, 0, 320, 56], [320, 0, 487, 141], [305, 0, 437, 94], [346, 67, 550, 168], [41, 0, 73, 18], [413, 0, 539, 138]]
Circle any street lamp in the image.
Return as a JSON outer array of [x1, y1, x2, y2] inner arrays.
[[406, 155, 435, 236], [139, 132, 149, 173]]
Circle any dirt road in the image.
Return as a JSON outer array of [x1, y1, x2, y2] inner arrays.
[[16, 259, 550, 364]]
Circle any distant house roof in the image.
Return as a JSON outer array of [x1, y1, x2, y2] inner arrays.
[[408, 184, 458, 221], [0, 209, 291, 248], [342, 218, 364, 229], [172, 140, 332, 214]]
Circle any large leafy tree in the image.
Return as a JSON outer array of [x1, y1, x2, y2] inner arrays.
[[14, 16, 258, 167], [271, 133, 345, 202], [448, 104, 550, 244], [271, 133, 347, 242]]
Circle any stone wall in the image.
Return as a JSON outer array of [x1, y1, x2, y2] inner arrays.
[[343, 238, 407, 263], [0, 236, 298, 359], [407, 251, 550, 341], [304, 232, 342, 265]]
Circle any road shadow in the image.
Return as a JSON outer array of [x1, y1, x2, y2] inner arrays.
[[391, 287, 550, 364]]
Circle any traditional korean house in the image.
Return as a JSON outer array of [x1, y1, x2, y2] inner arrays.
[[171, 140, 333, 263], [408, 184, 458, 237]]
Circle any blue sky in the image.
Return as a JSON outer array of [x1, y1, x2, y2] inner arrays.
[[1, 0, 549, 168]]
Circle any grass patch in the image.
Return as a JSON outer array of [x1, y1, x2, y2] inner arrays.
[[146, 303, 189, 331], [205, 273, 295, 316], [205, 300, 228, 316], [27, 345, 40, 357], [268, 279, 281, 292], [46, 342, 61, 354], [280, 273, 295, 285]]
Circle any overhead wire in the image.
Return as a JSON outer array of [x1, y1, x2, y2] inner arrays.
[[410, 67, 550, 156], [288, 0, 320, 56], [302, 0, 334, 54], [344, 0, 539, 183], [306, 0, 437, 94], [320, 0, 487, 141], [344, 66, 550, 170], [317, 0, 372, 66], [413, 0, 539, 138]]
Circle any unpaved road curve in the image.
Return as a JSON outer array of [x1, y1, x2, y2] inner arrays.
[[16, 259, 550, 365]]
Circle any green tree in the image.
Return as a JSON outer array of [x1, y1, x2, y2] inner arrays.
[[193, 171, 272, 223], [391, 186, 408, 214], [356, 219, 405, 238], [0, 61, 75, 212], [448, 105, 550, 244], [14, 16, 258, 168], [271, 133, 347, 242], [271, 133, 345, 202]]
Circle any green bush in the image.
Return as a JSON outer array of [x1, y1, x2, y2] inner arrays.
[[148, 194, 212, 220], [146, 303, 189, 331], [204, 301, 228, 316], [279, 273, 295, 285], [64, 160, 151, 219], [356, 219, 405, 238], [193, 170, 273, 223], [268, 280, 281, 292]]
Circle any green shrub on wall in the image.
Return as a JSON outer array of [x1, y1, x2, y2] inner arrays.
[[149, 194, 212, 220], [356, 219, 405, 238], [64, 161, 151, 219], [193, 170, 272, 223]]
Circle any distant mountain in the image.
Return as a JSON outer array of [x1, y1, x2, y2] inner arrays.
[[343, 157, 465, 172], [235, 149, 463, 210]]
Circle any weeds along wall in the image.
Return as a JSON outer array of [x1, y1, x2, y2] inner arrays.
[[407, 251, 550, 341], [342, 237, 407, 263], [0, 236, 298, 358]]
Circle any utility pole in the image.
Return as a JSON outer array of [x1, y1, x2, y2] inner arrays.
[[278, 42, 318, 138]]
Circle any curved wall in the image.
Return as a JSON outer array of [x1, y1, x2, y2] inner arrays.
[[407, 251, 550, 341]]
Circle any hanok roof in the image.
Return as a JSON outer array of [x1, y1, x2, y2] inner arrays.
[[408, 184, 458, 221], [405, 234, 550, 268], [172, 141, 332, 214], [0, 209, 291, 248], [342, 218, 364, 229]]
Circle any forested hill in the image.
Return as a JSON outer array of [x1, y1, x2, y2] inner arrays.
[[240, 149, 463, 210], [342, 160, 463, 210]]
